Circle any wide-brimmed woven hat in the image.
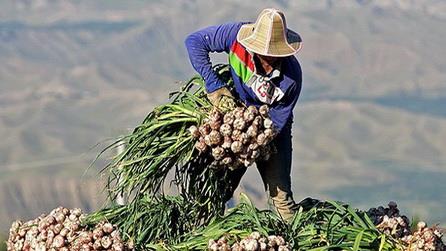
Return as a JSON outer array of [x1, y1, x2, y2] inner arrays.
[[237, 8, 302, 57]]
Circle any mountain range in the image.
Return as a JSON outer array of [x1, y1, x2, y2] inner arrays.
[[0, 0, 445, 233]]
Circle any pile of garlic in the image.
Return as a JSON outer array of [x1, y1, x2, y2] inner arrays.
[[401, 222, 445, 251], [7, 207, 132, 251], [367, 201, 445, 251], [367, 201, 411, 238]]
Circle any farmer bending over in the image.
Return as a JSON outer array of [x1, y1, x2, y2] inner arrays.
[[185, 8, 305, 220]]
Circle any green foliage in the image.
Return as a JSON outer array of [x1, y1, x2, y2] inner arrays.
[[86, 195, 199, 249], [165, 194, 286, 250], [284, 200, 402, 250], [100, 75, 209, 201], [87, 193, 404, 250], [124, 194, 404, 250]]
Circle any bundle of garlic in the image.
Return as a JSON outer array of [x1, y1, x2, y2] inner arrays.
[[7, 207, 132, 251], [367, 201, 411, 238], [367, 202, 446, 250], [401, 222, 445, 251], [190, 105, 277, 170], [207, 232, 291, 251]]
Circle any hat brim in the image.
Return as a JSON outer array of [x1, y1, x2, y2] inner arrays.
[[237, 23, 302, 57]]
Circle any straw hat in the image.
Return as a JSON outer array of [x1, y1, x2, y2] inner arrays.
[[237, 8, 302, 57]]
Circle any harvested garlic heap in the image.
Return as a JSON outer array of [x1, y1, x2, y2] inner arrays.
[[367, 202, 445, 251], [367, 201, 411, 238], [401, 222, 445, 251], [208, 232, 291, 251], [7, 207, 132, 251], [190, 105, 277, 170]]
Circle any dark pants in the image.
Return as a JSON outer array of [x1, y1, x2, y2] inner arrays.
[[224, 126, 298, 220]]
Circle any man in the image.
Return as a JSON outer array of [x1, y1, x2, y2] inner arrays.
[[185, 8, 303, 220]]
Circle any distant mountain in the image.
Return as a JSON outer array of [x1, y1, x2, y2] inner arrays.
[[0, 0, 445, 232]]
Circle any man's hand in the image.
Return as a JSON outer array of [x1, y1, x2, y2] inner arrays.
[[207, 87, 235, 109]]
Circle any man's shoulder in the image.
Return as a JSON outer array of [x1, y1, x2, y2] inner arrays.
[[283, 56, 302, 85], [216, 22, 246, 49], [224, 21, 246, 28], [217, 22, 246, 35], [222, 22, 247, 44]]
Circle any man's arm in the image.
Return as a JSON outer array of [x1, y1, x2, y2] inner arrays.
[[184, 22, 243, 93]]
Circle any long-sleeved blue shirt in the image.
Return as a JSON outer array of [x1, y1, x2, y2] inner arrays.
[[185, 22, 302, 135]]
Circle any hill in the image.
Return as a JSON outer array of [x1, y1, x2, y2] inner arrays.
[[0, 0, 445, 232]]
